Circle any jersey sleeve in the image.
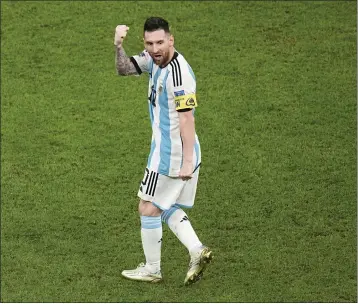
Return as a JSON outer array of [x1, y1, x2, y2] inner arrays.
[[130, 50, 152, 75], [170, 63, 198, 111]]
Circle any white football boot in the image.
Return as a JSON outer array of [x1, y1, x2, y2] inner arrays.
[[184, 246, 213, 286], [121, 263, 162, 283]]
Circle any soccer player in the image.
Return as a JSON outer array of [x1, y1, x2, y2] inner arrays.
[[114, 17, 212, 285]]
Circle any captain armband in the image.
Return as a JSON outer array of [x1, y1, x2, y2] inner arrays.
[[175, 93, 198, 111]]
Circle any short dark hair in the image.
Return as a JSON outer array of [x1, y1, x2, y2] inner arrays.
[[144, 17, 170, 33]]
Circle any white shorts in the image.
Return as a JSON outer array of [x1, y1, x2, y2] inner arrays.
[[137, 167, 200, 211]]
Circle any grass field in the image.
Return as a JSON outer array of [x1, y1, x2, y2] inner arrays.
[[1, 0, 357, 302]]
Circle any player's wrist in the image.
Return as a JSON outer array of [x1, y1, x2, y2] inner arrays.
[[182, 159, 193, 165]]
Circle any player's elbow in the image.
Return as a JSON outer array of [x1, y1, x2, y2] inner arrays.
[[116, 68, 129, 76], [179, 111, 195, 128], [115, 64, 132, 76], [179, 110, 195, 122]]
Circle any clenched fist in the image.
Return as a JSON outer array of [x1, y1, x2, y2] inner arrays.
[[114, 25, 129, 46]]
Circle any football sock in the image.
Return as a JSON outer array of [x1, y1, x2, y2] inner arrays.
[[161, 206, 203, 255], [140, 216, 162, 273]]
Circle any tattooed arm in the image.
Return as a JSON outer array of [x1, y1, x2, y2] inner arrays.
[[115, 45, 138, 76], [114, 25, 138, 76]]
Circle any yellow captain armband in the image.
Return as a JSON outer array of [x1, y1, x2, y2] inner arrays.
[[174, 93, 198, 111]]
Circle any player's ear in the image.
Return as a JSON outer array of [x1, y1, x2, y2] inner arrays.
[[143, 37, 149, 51], [169, 34, 174, 46]]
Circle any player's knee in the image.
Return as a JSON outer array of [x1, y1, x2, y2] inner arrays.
[[138, 199, 147, 214], [138, 199, 161, 216]]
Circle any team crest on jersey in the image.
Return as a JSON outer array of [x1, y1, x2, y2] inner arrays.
[[139, 52, 146, 57], [158, 80, 164, 94], [174, 90, 185, 97]]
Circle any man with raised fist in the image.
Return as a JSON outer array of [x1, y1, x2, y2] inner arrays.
[[114, 17, 212, 286]]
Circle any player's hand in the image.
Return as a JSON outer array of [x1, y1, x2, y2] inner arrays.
[[179, 162, 193, 181], [114, 25, 129, 46]]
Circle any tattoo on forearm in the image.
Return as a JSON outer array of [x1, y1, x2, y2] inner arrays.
[[115, 46, 138, 76]]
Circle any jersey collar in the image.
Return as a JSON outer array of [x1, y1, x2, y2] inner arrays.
[[160, 50, 179, 68]]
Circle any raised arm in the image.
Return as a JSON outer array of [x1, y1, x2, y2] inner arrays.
[[114, 25, 138, 76], [115, 45, 138, 76]]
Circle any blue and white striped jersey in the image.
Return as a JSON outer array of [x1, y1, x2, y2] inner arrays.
[[130, 50, 201, 177]]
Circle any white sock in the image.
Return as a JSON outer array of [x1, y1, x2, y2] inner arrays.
[[140, 216, 162, 273], [161, 206, 202, 255]]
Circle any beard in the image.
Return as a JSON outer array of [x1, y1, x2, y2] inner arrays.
[[152, 52, 170, 67]]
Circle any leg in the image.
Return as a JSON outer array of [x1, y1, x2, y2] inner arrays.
[[121, 167, 165, 283], [121, 199, 163, 283], [161, 169, 212, 285], [161, 205, 203, 255], [138, 199, 163, 273], [162, 205, 212, 285]]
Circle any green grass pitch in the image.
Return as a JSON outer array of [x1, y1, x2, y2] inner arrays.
[[1, 1, 356, 302]]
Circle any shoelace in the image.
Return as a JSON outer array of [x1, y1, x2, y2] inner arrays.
[[134, 263, 148, 273], [135, 263, 160, 275]]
